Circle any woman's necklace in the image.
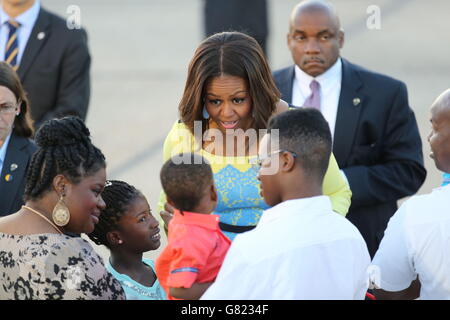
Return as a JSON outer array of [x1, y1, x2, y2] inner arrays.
[[22, 205, 64, 235]]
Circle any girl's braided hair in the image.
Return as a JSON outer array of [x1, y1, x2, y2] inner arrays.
[[24, 116, 106, 201], [87, 180, 142, 247]]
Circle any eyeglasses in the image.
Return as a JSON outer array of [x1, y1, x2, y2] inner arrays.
[[0, 103, 18, 115], [249, 149, 298, 168]]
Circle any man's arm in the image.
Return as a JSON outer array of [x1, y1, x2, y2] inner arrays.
[[343, 82, 426, 207], [37, 29, 91, 127], [371, 202, 419, 298]]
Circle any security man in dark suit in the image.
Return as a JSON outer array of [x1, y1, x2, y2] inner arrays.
[[1, 0, 90, 129], [273, 0, 426, 257]]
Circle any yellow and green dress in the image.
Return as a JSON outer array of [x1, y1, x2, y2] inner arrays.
[[158, 121, 351, 240]]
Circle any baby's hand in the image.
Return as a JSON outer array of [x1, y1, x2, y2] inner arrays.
[[160, 202, 175, 231]]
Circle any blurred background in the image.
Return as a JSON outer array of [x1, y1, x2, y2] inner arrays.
[[42, 0, 450, 260]]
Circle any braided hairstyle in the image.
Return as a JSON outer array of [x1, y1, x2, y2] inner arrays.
[[88, 180, 142, 247], [23, 116, 106, 201]]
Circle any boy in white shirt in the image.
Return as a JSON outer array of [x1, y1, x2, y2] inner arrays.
[[202, 108, 371, 300]]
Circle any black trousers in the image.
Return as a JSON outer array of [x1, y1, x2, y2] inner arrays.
[[203, 0, 268, 55]]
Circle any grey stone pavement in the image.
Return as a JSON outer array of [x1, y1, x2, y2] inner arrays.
[[42, 0, 450, 261]]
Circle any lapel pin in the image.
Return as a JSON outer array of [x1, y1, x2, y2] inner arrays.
[[37, 32, 45, 40], [10, 163, 18, 171], [353, 98, 361, 106], [5, 174, 13, 182]]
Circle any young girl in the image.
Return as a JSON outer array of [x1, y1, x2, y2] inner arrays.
[[88, 180, 166, 300]]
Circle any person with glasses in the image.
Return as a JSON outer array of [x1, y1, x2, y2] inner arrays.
[[202, 108, 370, 299], [157, 31, 352, 241], [0, 61, 36, 216]]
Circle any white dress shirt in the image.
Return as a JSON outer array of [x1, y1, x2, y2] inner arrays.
[[0, 0, 40, 64], [201, 196, 371, 300], [0, 133, 12, 174], [292, 58, 342, 139], [372, 185, 450, 299]]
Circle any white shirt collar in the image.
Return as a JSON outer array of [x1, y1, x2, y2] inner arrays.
[[0, 132, 12, 166], [259, 195, 332, 226], [0, 0, 40, 27], [294, 57, 342, 90]]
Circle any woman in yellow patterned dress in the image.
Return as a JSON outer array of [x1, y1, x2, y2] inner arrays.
[[158, 32, 351, 240]]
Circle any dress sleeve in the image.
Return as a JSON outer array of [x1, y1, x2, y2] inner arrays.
[[322, 152, 352, 216]]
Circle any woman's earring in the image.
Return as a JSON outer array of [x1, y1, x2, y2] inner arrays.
[[202, 105, 210, 119], [52, 191, 71, 227]]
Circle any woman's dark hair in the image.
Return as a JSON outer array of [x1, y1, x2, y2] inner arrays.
[[88, 180, 142, 247], [0, 62, 33, 137], [160, 153, 214, 212], [24, 116, 106, 200], [179, 31, 280, 135]]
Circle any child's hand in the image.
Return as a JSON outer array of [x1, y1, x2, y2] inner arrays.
[[160, 202, 175, 232]]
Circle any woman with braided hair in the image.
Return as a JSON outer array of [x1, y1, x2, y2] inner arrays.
[[88, 180, 166, 300], [0, 116, 125, 300]]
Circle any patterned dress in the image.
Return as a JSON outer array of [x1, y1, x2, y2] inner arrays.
[[0, 233, 125, 300]]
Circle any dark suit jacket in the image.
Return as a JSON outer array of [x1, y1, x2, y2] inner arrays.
[[0, 133, 37, 216], [17, 7, 91, 129], [273, 58, 426, 257]]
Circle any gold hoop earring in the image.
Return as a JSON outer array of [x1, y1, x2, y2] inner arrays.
[[52, 193, 70, 227]]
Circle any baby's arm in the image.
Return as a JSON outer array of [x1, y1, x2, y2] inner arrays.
[[170, 282, 213, 300]]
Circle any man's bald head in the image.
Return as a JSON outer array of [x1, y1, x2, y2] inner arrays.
[[429, 89, 450, 173], [431, 89, 450, 116], [289, 0, 342, 33], [287, 0, 344, 77]]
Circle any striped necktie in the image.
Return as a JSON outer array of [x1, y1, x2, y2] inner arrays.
[[5, 20, 20, 70]]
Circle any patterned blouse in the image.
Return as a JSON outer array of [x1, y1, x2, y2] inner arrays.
[[0, 233, 125, 300]]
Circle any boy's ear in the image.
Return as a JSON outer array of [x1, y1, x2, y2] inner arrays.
[[166, 198, 176, 209], [210, 184, 218, 202], [281, 152, 296, 172], [106, 231, 123, 246]]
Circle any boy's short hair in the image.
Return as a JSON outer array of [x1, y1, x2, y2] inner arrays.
[[160, 153, 214, 212], [268, 108, 332, 180]]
